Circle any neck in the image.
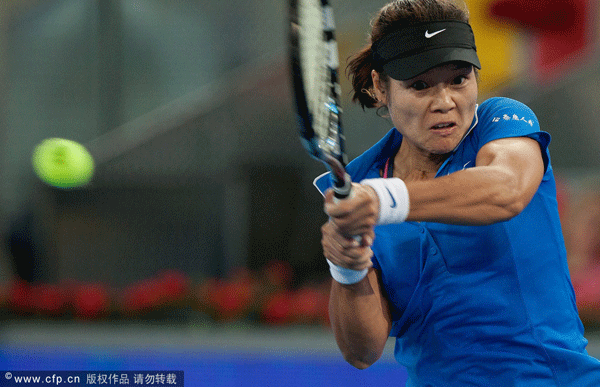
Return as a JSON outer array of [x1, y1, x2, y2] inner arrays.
[[393, 143, 449, 181]]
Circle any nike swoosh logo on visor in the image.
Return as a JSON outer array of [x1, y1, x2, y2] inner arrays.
[[385, 187, 397, 208], [425, 29, 446, 38]]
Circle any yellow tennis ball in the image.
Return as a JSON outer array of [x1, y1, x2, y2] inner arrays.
[[32, 138, 95, 188]]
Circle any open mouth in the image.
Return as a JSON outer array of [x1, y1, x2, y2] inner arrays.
[[431, 122, 455, 130]]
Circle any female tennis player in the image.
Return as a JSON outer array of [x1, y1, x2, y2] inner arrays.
[[314, 0, 600, 385]]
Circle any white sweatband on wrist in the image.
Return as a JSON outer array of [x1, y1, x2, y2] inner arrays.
[[361, 178, 410, 225], [326, 259, 368, 285]]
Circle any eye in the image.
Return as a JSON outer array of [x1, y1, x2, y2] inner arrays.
[[410, 80, 429, 91], [452, 75, 467, 85]]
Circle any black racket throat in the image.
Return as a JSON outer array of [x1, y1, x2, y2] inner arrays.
[[333, 173, 352, 199]]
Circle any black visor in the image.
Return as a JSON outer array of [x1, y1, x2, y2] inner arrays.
[[372, 20, 481, 80]]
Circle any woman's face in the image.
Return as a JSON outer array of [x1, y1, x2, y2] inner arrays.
[[373, 62, 478, 157]]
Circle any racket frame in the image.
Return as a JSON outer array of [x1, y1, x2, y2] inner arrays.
[[289, 0, 352, 198]]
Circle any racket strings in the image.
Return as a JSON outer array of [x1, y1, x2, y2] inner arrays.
[[299, 0, 329, 140], [306, 1, 340, 152], [297, 0, 343, 160]]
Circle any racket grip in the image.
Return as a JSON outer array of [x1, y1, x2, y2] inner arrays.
[[332, 173, 365, 245], [332, 172, 352, 199]]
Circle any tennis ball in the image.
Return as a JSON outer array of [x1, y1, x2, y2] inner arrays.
[[32, 138, 94, 188]]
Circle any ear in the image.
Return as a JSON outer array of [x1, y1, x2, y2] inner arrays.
[[371, 70, 388, 105]]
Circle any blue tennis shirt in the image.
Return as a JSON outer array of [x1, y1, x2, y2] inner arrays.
[[315, 97, 600, 386]]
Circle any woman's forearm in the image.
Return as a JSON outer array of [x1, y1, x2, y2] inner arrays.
[[329, 269, 392, 369], [405, 165, 526, 225]]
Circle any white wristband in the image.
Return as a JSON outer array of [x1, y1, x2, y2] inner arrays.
[[361, 178, 410, 225], [326, 259, 368, 285]]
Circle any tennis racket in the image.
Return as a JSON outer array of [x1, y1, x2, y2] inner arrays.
[[289, 0, 352, 199]]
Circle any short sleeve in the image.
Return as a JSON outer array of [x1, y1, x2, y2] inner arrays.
[[475, 97, 551, 172]]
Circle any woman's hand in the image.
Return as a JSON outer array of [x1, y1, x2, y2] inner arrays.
[[321, 220, 374, 271], [322, 183, 378, 272], [324, 183, 380, 237]]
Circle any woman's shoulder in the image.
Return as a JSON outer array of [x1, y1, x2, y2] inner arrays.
[[471, 96, 550, 172], [474, 97, 540, 136], [478, 97, 537, 119]]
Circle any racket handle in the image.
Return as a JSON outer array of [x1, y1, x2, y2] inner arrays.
[[332, 172, 366, 245], [333, 172, 352, 199], [333, 172, 363, 245]]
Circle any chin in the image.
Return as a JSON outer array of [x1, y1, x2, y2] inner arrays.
[[430, 141, 460, 155]]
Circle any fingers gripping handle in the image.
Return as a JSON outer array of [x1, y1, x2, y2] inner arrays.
[[330, 173, 362, 245], [326, 173, 370, 284]]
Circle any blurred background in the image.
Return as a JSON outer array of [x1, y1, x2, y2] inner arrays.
[[0, 0, 600, 385]]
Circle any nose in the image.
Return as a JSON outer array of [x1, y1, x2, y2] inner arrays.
[[430, 85, 456, 113]]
